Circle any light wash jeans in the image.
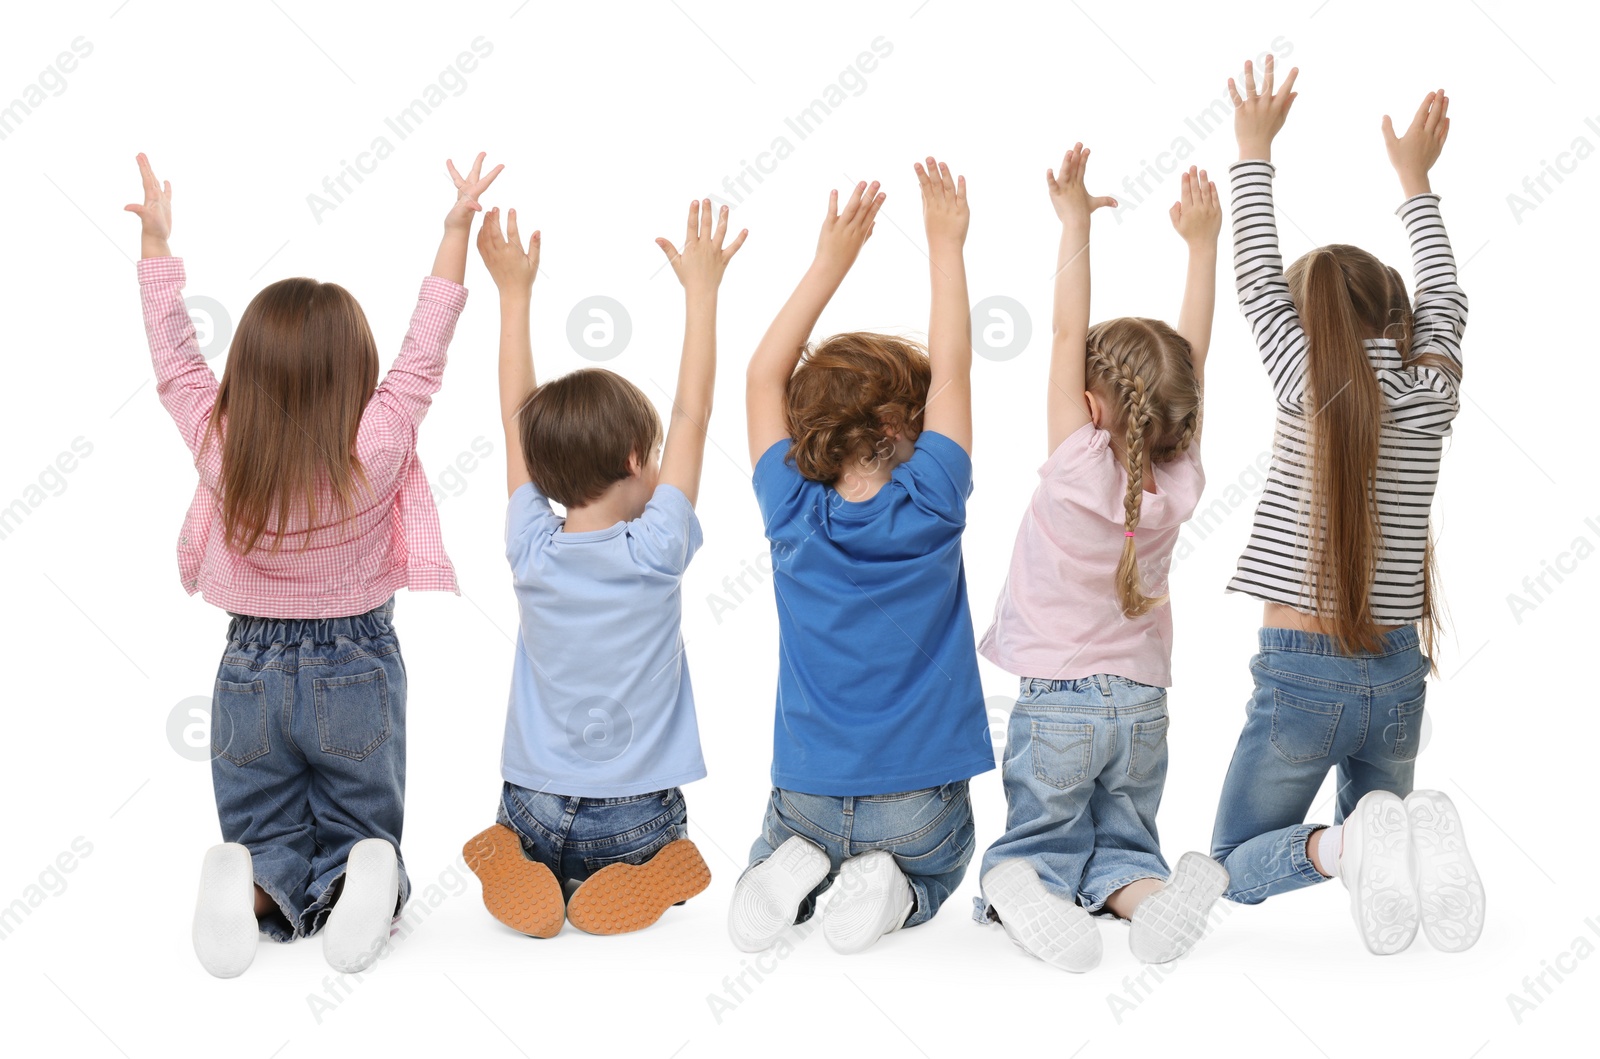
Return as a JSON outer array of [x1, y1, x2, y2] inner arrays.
[[1210, 626, 1428, 904], [210, 598, 407, 941], [977, 674, 1170, 919], [743, 782, 974, 929]]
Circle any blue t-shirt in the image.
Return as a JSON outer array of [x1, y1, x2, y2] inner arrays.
[[502, 482, 706, 797], [752, 431, 993, 796]]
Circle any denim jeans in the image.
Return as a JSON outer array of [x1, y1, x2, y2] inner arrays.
[[210, 598, 408, 942], [498, 783, 690, 891], [1210, 626, 1428, 904], [743, 781, 974, 929], [977, 675, 1170, 918]]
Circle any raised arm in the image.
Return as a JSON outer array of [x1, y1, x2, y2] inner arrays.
[[746, 181, 884, 467], [434, 152, 503, 283], [476, 206, 540, 496], [1169, 166, 1221, 435], [127, 153, 219, 459], [1045, 144, 1118, 454], [1384, 89, 1466, 375], [1227, 56, 1307, 413], [366, 155, 495, 457], [917, 157, 972, 453], [655, 199, 748, 506]]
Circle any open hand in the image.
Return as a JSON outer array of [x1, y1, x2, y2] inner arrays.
[[815, 180, 885, 275], [475, 207, 539, 295], [1229, 55, 1298, 160], [124, 153, 172, 255], [445, 152, 504, 232], [1047, 143, 1117, 227], [1383, 89, 1450, 197], [656, 199, 747, 295], [1169, 166, 1220, 246], [917, 156, 968, 248]]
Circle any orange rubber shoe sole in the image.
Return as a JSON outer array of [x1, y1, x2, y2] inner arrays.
[[463, 824, 564, 938], [565, 838, 711, 936]]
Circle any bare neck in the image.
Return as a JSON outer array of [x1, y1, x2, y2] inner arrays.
[[563, 492, 640, 533]]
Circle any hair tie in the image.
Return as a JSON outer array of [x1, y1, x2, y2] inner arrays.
[[1125, 531, 1135, 537]]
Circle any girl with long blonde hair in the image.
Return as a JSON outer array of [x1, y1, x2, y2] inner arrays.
[[1208, 59, 1485, 957]]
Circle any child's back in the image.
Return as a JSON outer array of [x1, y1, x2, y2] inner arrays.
[[731, 164, 991, 958], [130, 151, 499, 979], [981, 417, 1203, 688], [1207, 63, 1484, 959], [464, 199, 744, 939], [754, 423, 988, 794], [147, 268, 462, 616], [502, 476, 704, 794], [975, 147, 1228, 975]]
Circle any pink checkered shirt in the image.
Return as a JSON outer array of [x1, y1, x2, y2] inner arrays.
[[138, 256, 467, 618]]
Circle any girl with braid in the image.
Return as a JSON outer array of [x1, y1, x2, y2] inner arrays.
[[976, 144, 1228, 973]]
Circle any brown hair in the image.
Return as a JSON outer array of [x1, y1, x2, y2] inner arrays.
[[519, 368, 662, 507], [1085, 318, 1201, 619], [207, 278, 378, 555], [785, 332, 932, 483], [1285, 244, 1446, 656]]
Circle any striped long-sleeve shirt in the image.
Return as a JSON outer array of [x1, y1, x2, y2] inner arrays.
[[1225, 160, 1467, 622]]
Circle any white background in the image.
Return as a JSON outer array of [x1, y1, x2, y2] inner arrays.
[[1, 1, 1594, 1056]]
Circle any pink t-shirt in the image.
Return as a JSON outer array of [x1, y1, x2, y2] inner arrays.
[[979, 422, 1205, 688]]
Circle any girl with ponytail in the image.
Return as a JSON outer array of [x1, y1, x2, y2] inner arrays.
[[975, 145, 1227, 973], [1208, 58, 1485, 957]]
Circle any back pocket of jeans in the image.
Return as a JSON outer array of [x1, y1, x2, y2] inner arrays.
[[313, 668, 391, 761], [1031, 720, 1094, 789], [213, 679, 270, 766], [1269, 690, 1342, 764], [580, 825, 680, 873], [1128, 715, 1169, 781], [1380, 693, 1426, 762]]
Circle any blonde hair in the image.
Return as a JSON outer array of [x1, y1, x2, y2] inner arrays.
[[1085, 318, 1201, 619], [1285, 244, 1450, 657]]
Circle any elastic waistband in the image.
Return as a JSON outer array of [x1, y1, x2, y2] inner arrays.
[[226, 597, 396, 646], [1258, 624, 1418, 658], [1021, 674, 1159, 696]]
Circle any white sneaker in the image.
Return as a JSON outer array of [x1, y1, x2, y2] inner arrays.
[[1341, 791, 1418, 955], [1128, 852, 1230, 963], [728, 836, 830, 952], [823, 851, 914, 954], [322, 839, 400, 973], [1405, 790, 1485, 952], [981, 858, 1101, 973], [192, 843, 259, 979]]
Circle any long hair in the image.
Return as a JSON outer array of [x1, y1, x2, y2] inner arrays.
[[1084, 318, 1201, 619], [206, 278, 379, 555], [785, 332, 932, 484], [1285, 244, 1446, 656]]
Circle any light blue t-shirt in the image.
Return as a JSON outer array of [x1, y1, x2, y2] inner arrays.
[[752, 431, 993, 796], [501, 482, 706, 797]]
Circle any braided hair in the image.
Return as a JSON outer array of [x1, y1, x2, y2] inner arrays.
[[1084, 318, 1201, 619]]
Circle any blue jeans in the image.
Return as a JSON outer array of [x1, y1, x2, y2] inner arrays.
[[743, 782, 974, 929], [1210, 626, 1428, 904], [210, 598, 408, 942], [498, 783, 689, 890], [978, 675, 1170, 918]]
